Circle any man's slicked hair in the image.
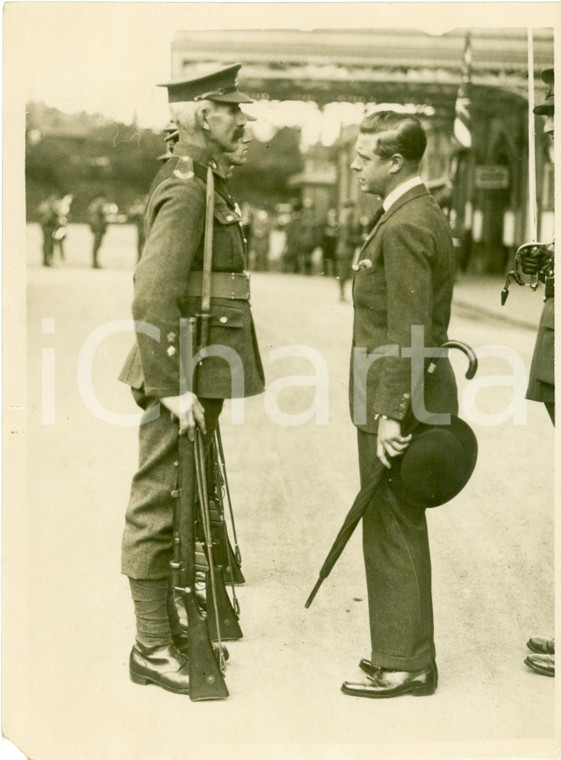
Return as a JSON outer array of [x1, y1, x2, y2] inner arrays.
[[359, 111, 427, 164]]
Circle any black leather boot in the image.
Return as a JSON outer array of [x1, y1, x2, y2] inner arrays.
[[129, 641, 190, 694]]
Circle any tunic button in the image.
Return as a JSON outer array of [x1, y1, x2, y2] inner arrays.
[[219, 316, 228, 324], [226, 215, 234, 221]]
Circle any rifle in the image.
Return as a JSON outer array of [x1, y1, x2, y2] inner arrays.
[[209, 433, 245, 588], [169, 163, 233, 701], [194, 431, 243, 643], [171, 428, 228, 700]]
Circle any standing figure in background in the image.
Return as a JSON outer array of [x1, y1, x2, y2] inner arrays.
[[282, 200, 302, 273], [336, 200, 362, 301], [251, 209, 271, 271], [128, 197, 147, 262], [240, 202, 254, 253], [520, 67, 555, 679], [298, 198, 319, 275], [321, 207, 339, 276], [38, 194, 58, 267], [51, 194, 73, 263], [87, 193, 109, 269]]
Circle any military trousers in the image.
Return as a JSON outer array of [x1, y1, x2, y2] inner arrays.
[[358, 428, 436, 671], [121, 390, 223, 580]]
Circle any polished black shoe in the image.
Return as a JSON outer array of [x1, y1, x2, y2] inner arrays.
[[527, 636, 555, 655], [129, 641, 190, 694], [342, 662, 437, 698], [524, 653, 555, 677]]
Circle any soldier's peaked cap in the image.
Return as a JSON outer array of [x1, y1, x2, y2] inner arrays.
[[534, 68, 554, 115], [159, 63, 254, 104]]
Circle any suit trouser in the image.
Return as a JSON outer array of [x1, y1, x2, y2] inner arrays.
[[121, 391, 223, 580], [358, 428, 435, 671]]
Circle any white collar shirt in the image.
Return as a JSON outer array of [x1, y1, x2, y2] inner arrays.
[[383, 176, 423, 212]]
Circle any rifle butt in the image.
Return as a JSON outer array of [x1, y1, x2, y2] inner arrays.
[[179, 588, 229, 701]]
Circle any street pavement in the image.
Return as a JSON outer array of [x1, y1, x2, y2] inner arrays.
[[5, 224, 556, 760]]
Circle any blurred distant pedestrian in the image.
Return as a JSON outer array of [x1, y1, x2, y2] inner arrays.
[[282, 201, 302, 273], [87, 193, 109, 269], [38, 194, 58, 267], [251, 209, 271, 271], [321, 207, 339, 276], [38, 193, 71, 266], [298, 199, 320, 275], [128, 197, 146, 262], [240, 202, 255, 252], [336, 200, 362, 301], [51, 193, 72, 263]]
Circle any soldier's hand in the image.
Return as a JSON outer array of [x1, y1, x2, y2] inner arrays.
[[519, 245, 546, 275], [160, 392, 206, 441], [376, 417, 412, 469]]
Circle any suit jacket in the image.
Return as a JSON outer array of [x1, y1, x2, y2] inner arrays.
[[349, 184, 458, 433], [118, 140, 265, 400]]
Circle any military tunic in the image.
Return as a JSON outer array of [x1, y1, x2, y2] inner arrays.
[[120, 140, 264, 579], [526, 275, 554, 411]]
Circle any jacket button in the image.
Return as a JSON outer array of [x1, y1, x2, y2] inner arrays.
[[219, 316, 228, 324], [226, 215, 234, 222]]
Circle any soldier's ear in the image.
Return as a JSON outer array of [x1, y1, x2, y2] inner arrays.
[[198, 105, 211, 131]]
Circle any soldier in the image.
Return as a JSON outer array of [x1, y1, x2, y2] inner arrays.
[[520, 68, 555, 679], [336, 200, 362, 301], [341, 112, 458, 699], [119, 63, 264, 696], [86, 192, 109, 269]]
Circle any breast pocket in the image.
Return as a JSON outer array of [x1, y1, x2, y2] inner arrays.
[[213, 206, 243, 270], [353, 265, 387, 317]]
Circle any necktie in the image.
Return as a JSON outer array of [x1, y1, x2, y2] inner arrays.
[[367, 206, 384, 233]]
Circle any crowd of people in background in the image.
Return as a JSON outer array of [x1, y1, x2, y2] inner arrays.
[[36, 186, 379, 304]]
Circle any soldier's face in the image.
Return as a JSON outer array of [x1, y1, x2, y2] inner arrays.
[[206, 103, 247, 153], [351, 133, 392, 198], [226, 131, 253, 167]]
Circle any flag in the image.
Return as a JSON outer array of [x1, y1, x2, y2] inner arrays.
[[453, 32, 472, 149]]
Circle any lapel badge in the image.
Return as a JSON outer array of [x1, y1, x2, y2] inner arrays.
[[167, 331, 176, 343], [167, 345, 176, 357]]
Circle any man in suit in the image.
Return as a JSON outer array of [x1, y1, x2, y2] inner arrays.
[[341, 112, 458, 698], [520, 67, 555, 679], [119, 64, 264, 695]]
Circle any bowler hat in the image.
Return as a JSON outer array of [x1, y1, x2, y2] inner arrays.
[[534, 68, 554, 115], [159, 63, 253, 104], [396, 415, 477, 508]]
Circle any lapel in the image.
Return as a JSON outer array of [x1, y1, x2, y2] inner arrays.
[[358, 184, 429, 258]]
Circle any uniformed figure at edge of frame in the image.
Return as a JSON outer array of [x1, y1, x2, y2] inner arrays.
[[519, 67, 556, 679], [119, 63, 264, 697]]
